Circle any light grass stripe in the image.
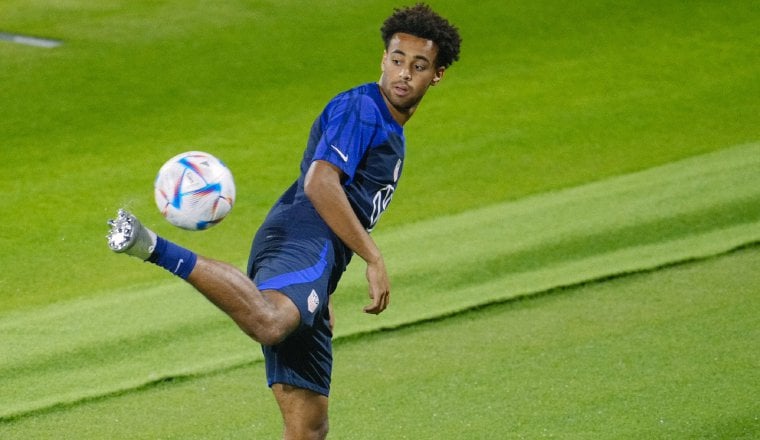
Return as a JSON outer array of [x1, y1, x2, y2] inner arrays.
[[1, 142, 758, 421]]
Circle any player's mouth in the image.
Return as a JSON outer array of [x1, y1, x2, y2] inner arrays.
[[392, 82, 411, 97]]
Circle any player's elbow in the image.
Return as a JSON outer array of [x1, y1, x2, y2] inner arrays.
[[303, 178, 320, 204]]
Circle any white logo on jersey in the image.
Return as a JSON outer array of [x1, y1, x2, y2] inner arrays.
[[330, 144, 349, 162], [369, 184, 395, 229], [307, 289, 320, 314]]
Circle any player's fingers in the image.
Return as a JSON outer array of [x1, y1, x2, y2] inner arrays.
[[379, 288, 389, 310], [363, 297, 381, 314], [363, 291, 380, 314], [364, 289, 389, 314]]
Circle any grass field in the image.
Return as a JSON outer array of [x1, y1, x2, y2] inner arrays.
[[2, 247, 758, 438], [1, 0, 758, 438]]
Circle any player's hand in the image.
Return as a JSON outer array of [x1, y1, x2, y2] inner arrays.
[[363, 257, 390, 314]]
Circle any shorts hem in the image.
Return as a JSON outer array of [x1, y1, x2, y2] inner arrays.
[[269, 379, 330, 397]]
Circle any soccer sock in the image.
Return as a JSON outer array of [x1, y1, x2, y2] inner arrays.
[[148, 236, 198, 279]]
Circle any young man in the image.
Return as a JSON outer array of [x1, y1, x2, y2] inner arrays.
[[107, 4, 460, 439]]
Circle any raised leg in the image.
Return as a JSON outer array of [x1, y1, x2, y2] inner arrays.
[[106, 209, 299, 345]]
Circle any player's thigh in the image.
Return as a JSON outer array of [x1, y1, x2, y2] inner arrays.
[[272, 383, 329, 439]]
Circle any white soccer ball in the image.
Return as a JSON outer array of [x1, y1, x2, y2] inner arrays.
[[154, 151, 235, 230]]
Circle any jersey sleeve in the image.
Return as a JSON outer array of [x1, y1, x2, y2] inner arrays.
[[312, 94, 383, 183]]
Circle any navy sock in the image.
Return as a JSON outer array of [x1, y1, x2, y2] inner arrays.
[[148, 237, 198, 279]]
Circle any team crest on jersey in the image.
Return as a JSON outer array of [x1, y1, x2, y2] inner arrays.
[[307, 289, 319, 314]]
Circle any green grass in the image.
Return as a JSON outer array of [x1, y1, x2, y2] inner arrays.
[[2, 246, 757, 438], [1, 0, 758, 311], [1, 141, 758, 426], [0, 0, 758, 437], [330, 247, 760, 439]]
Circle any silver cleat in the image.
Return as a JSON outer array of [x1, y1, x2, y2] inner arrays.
[[106, 209, 157, 260]]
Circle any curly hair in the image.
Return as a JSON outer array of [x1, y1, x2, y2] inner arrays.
[[380, 3, 461, 69]]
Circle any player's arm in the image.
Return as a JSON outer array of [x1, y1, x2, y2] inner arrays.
[[304, 160, 389, 314]]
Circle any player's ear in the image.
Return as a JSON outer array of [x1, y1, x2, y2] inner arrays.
[[431, 67, 445, 86], [381, 50, 388, 72]]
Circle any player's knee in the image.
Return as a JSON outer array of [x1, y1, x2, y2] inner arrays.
[[235, 292, 300, 345], [235, 316, 286, 346], [252, 290, 301, 345], [250, 325, 289, 346], [315, 418, 329, 440], [243, 313, 297, 346], [284, 417, 328, 440]]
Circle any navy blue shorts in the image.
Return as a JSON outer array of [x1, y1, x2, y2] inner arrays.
[[247, 204, 350, 396]]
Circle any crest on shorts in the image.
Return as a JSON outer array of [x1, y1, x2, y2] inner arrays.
[[307, 289, 319, 314]]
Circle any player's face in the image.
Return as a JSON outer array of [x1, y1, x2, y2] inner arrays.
[[379, 32, 445, 124]]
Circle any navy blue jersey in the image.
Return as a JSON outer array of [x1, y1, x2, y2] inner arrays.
[[275, 82, 405, 231], [247, 83, 405, 396]]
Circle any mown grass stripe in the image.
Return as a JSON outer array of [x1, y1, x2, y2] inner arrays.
[[1, 142, 758, 421]]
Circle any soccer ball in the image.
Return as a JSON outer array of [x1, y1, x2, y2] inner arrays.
[[154, 151, 235, 230]]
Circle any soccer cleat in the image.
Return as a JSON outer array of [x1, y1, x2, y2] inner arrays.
[[106, 209, 157, 260]]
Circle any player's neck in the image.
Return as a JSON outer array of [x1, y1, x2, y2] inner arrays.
[[387, 105, 414, 126]]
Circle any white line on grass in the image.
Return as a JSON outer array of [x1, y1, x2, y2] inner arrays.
[[0, 32, 61, 48]]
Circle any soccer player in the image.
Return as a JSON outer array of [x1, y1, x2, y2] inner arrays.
[[106, 4, 460, 439]]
